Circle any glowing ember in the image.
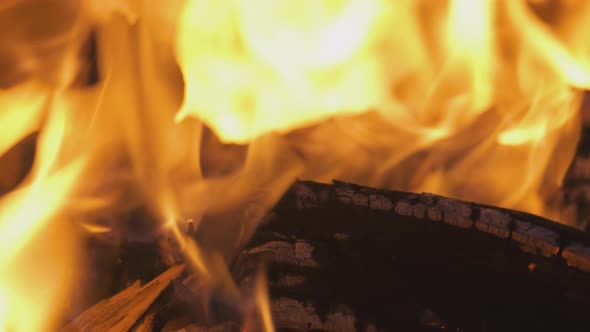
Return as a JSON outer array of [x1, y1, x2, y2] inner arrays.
[[0, 0, 587, 330]]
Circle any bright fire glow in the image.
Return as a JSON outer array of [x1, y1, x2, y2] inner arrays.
[[0, 0, 587, 330]]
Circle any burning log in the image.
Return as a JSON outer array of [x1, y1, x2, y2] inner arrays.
[[232, 180, 590, 331], [61, 180, 590, 332]]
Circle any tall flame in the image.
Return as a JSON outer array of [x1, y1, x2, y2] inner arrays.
[[0, 0, 587, 330]]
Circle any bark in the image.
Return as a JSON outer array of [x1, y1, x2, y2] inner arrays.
[[232, 180, 590, 332]]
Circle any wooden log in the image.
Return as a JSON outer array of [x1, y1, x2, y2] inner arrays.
[[232, 180, 590, 332], [62, 264, 185, 332]]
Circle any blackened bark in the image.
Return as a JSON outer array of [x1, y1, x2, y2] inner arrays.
[[233, 180, 590, 332]]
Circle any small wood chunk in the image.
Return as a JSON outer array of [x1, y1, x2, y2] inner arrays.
[[294, 241, 316, 264], [369, 193, 393, 211], [62, 265, 186, 332], [272, 274, 306, 288], [271, 297, 356, 332], [243, 241, 319, 267], [426, 206, 442, 222], [334, 186, 355, 205], [323, 311, 357, 332], [352, 193, 369, 207], [272, 298, 323, 330], [512, 221, 559, 257], [293, 182, 319, 209], [419, 193, 437, 205], [562, 243, 590, 272], [394, 201, 413, 217], [528, 262, 536, 272], [436, 198, 473, 229], [333, 233, 351, 240], [394, 199, 442, 222], [334, 186, 369, 207], [412, 203, 427, 219], [475, 208, 511, 239]]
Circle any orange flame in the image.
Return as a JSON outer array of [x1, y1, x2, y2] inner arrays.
[[0, 89, 87, 330], [255, 269, 275, 332], [0, 0, 587, 330], [174, 0, 585, 218]]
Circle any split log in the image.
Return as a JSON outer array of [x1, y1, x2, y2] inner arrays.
[[62, 264, 185, 332], [232, 180, 590, 332]]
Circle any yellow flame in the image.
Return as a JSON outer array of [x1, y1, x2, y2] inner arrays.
[[175, 0, 389, 143], [78, 221, 112, 234], [445, 0, 495, 109], [174, 0, 584, 219], [0, 82, 46, 157], [255, 270, 275, 332], [166, 215, 211, 281], [0, 89, 86, 331]]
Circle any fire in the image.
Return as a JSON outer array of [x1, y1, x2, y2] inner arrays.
[[0, 0, 587, 330], [0, 88, 87, 330], [175, 0, 585, 218], [175, 0, 388, 143], [255, 269, 275, 332]]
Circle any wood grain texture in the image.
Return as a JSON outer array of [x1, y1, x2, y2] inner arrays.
[[62, 265, 185, 332]]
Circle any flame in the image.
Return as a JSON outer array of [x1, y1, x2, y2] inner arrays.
[[0, 89, 87, 330], [175, 0, 390, 143], [0, 0, 587, 330], [78, 221, 112, 234], [175, 0, 585, 218], [0, 82, 46, 158], [255, 269, 275, 332]]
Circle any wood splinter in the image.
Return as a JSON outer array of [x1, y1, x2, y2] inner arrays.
[[62, 265, 186, 332]]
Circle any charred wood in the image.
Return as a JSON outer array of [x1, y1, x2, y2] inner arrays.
[[233, 180, 590, 332]]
